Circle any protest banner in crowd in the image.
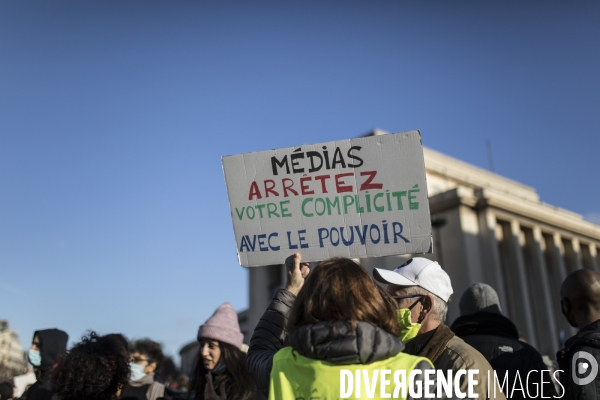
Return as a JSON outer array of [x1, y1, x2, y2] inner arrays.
[[222, 130, 432, 267]]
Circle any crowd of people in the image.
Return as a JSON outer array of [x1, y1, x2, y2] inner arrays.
[[2, 253, 600, 400]]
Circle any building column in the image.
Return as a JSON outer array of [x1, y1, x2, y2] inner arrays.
[[477, 209, 508, 314], [551, 233, 569, 282], [280, 263, 287, 289], [507, 219, 537, 347], [590, 244, 599, 272], [430, 206, 470, 323], [571, 238, 584, 270], [548, 233, 577, 338], [459, 205, 486, 279], [531, 227, 559, 355], [247, 267, 267, 343], [246, 265, 282, 343]]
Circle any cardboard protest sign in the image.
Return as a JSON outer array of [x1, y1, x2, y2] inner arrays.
[[222, 130, 432, 267]]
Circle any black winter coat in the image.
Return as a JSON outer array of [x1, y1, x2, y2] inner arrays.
[[451, 312, 555, 399], [245, 288, 296, 396], [557, 319, 600, 400]]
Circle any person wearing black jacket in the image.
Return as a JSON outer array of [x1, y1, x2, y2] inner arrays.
[[558, 269, 600, 400], [451, 283, 555, 399], [26, 328, 69, 400]]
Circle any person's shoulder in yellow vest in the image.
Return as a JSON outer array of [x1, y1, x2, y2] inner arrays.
[[269, 346, 433, 400]]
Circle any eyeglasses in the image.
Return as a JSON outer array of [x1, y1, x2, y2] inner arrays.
[[392, 294, 425, 309], [131, 356, 151, 364]]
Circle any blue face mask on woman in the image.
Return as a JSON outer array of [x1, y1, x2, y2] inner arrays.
[[28, 349, 42, 367], [129, 362, 147, 381]]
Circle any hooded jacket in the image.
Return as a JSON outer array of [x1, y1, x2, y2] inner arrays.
[[557, 319, 600, 400], [27, 328, 69, 400], [246, 289, 439, 400], [271, 321, 432, 400], [451, 311, 555, 399]]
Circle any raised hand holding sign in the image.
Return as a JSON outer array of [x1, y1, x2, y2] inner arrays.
[[284, 252, 310, 296]]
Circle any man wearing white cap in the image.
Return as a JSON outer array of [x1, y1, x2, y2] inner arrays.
[[374, 257, 505, 400]]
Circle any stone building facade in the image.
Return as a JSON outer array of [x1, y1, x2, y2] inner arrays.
[[0, 320, 28, 382], [238, 130, 600, 359]]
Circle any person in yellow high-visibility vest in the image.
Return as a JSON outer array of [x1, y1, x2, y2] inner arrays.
[[246, 253, 444, 400]]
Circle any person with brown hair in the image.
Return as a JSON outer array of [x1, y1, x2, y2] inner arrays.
[[120, 338, 165, 400], [246, 253, 435, 400], [188, 303, 258, 400]]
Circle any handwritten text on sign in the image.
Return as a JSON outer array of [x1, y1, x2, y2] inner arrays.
[[222, 131, 432, 267]]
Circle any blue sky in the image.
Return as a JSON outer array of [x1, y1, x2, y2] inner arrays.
[[1, 1, 599, 361]]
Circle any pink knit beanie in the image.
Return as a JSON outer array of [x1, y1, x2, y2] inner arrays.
[[197, 303, 244, 349]]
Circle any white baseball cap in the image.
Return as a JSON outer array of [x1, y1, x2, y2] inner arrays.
[[373, 258, 453, 302]]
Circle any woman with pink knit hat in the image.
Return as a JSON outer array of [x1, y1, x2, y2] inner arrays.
[[188, 302, 258, 400]]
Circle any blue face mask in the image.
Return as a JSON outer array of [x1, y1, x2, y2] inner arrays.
[[129, 362, 147, 381], [28, 349, 42, 367]]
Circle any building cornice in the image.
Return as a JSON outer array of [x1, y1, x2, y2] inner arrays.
[[423, 147, 539, 202], [429, 186, 600, 241], [477, 188, 600, 240]]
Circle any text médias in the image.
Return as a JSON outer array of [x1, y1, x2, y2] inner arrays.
[[270, 146, 364, 176], [339, 369, 565, 399]]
